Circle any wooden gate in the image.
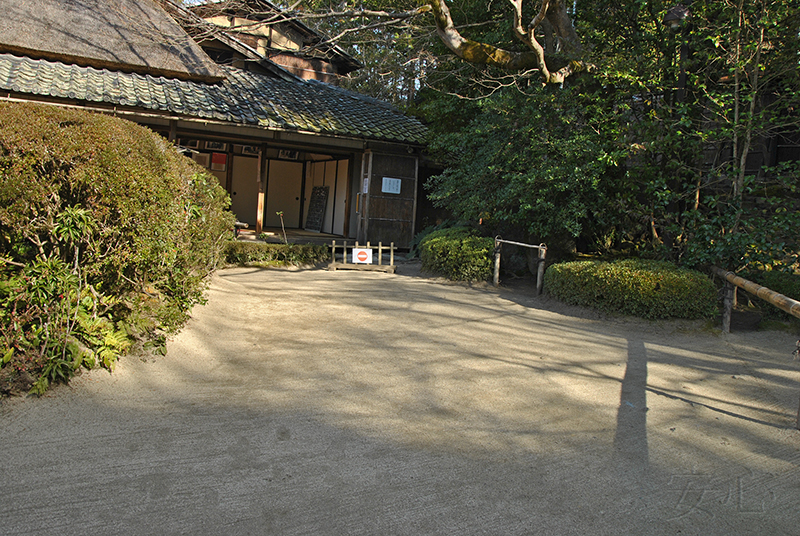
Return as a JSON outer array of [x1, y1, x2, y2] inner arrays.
[[357, 151, 418, 248]]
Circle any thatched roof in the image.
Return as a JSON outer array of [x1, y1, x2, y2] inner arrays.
[[0, 0, 225, 83]]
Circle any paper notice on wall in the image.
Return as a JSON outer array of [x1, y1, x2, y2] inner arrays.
[[381, 177, 402, 194]]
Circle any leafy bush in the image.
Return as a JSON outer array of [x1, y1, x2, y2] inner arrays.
[[407, 219, 455, 259], [224, 241, 329, 266], [418, 227, 494, 281], [0, 102, 233, 395], [544, 258, 718, 319]]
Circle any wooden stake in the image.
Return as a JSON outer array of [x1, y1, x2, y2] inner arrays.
[[536, 245, 546, 296], [493, 239, 501, 287], [722, 281, 734, 333]]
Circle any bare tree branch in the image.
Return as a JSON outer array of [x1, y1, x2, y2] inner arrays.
[[175, 0, 592, 85]]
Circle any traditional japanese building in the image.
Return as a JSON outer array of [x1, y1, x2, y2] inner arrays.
[[0, 0, 427, 246]]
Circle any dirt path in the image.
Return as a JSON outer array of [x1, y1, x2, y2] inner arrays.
[[1, 264, 799, 535]]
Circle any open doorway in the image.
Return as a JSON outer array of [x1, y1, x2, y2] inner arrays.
[[303, 158, 349, 236]]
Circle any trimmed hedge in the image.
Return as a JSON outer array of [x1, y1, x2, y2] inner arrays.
[[544, 259, 718, 319], [224, 241, 329, 266], [0, 102, 232, 395], [418, 227, 494, 281]]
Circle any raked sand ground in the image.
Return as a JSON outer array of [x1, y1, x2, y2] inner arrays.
[[1, 263, 799, 535]]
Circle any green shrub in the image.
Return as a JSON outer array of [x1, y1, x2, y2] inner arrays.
[[544, 258, 718, 319], [224, 241, 329, 266], [0, 102, 233, 395], [407, 219, 455, 259], [418, 227, 494, 281]]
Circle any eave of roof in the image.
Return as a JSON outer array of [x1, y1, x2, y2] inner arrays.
[[0, 53, 427, 145]]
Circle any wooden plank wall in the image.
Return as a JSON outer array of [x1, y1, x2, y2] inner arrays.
[[367, 153, 418, 248]]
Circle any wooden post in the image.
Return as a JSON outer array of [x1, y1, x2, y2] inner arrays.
[[343, 241, 348, 264], [255, 147, 265, 236], [536, 245, 547, 296], [795, 341, 800, 431], [722, 281, 734, 333], [168, 119, 177, 142], [390, 242, 394, 267], [378, 242, 383, 265], [493, 239, 501, 287], [331, 240, 336, 263]]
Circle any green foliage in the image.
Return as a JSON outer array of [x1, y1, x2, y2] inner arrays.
[[417, 0, 800, 273], [679, 167, 800, 270], [407, 219, 456, 259], [544, 259, 718, 320], [225, 241, 329, 266], [423, 86, 632, 246], [0, 102, 233, 395], [418, 227, 494, 282]]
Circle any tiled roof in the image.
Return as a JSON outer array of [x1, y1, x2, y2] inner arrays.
[[0, 53, 427, 145]]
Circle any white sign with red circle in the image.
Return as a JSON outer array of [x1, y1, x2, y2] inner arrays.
[[352, 248, 373, 264]]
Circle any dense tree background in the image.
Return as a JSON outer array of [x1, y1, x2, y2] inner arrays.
[[411, 0, 799, 271]]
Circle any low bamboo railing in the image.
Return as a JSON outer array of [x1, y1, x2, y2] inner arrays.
[[493, 238, 547, 295], [711, 266, 800, 429], [711, 266, 800, 322]]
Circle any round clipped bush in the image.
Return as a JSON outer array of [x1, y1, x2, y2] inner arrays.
[[418, 227, 494, 281], [0, 102, 232, 395], [544, 258, 718, 319]]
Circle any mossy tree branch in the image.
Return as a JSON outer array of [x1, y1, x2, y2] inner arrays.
[[429, 0, 589, 84]]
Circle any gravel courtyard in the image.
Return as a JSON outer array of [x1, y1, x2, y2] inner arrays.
[[1, 264, 799, 535]]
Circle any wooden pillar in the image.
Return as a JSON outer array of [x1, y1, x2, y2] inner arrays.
[[255, 145, 266, 235]]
